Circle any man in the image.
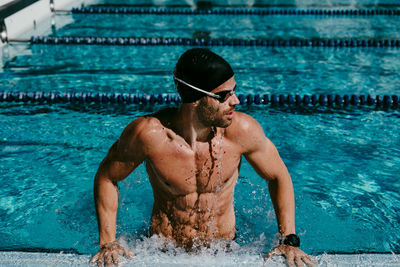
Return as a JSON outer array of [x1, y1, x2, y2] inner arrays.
[[90, 48, 317, 267]]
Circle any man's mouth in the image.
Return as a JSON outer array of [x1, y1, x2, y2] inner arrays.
[[225, 110, 235, 118]]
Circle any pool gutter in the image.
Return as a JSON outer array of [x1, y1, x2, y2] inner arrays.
[[0, 251, 399, 266]]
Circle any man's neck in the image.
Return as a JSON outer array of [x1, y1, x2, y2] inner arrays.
[[175, 104, 214, 147]]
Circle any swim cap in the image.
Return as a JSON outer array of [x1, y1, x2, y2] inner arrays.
[[174, 48, 234, 103]]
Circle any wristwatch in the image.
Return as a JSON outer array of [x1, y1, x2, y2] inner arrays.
[[280, 234, 300, 247]]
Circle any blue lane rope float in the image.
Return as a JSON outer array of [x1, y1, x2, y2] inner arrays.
[[70, 7, 400, 16], [29, 36, 400, 47], [1, 92, 399, 109]]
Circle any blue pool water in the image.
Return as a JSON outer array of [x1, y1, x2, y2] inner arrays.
[[1, 0, 400, 261], [1, 102, 399, 255]]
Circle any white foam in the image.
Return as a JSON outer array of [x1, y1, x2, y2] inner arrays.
[[119, 234, 267, 266]]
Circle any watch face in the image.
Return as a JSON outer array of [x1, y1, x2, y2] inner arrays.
[[282, 234, 301, 247]]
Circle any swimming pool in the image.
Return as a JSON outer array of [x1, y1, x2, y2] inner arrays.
[[1, 0, 400, 265]]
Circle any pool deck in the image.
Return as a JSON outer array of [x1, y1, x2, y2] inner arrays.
[[0, 252, 399, 266]]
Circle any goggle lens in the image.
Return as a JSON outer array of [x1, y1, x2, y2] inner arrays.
[[214, 90, 235, 102]]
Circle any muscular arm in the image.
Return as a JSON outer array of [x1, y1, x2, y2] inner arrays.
[[235, 113, 295, 236], [94, 118, 147, 246], [245, 137, 295, 235], [233, 113, 316, 266]]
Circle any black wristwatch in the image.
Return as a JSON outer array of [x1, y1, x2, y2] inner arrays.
[[280, 234, 300, 247]]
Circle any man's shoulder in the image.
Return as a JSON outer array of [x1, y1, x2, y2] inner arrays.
[[126, 116, 161, 133], [122, 107, 177, 142], [226, 111, 267, 151], [229, 111, 262, 133]]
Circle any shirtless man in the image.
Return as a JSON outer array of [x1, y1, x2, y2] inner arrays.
[[90, 48, 317, 267]]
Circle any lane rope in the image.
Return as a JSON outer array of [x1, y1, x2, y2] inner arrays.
[[70, 7, 400, 16], [29, 36, 400, 47], [1, 91, 399, 108]]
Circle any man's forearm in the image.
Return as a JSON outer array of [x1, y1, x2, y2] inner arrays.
[[94, 174, 119, 246], [268, 175, 295, 236]]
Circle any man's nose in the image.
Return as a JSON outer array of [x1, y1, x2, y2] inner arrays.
[[229, 92, 240, 106]]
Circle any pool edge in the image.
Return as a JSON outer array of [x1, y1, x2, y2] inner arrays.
[[0, 251, 399, 266]]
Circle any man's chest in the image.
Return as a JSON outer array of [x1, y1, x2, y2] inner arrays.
[[145, 137, 241, 194]]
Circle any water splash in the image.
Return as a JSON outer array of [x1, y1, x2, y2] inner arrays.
[[116, 234, 268, 267], [215, 128, 225, 194], [208, 128, 225, 238]]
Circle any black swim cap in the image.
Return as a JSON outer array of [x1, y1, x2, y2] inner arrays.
[[174, 48, 234, 103]]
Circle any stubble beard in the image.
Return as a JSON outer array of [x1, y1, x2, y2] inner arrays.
[[196, 99, 232, 128]]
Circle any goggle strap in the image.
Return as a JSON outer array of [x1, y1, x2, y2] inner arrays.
[[173, 76, 221, 99]]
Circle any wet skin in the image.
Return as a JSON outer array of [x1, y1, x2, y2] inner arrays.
[[147, 109, 240, 248], [91, 77, 317, 267]]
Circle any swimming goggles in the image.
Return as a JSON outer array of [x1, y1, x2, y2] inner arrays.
[[174, 76, 235, 102]]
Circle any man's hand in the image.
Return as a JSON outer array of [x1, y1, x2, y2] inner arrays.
[[266, 245, 318, 267], [90, 241, 134, 267]]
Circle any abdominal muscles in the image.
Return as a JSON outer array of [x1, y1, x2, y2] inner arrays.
[[145, 130, 240, 250], [150, 188, 236, 250]]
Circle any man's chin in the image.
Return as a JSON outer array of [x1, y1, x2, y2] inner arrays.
[[217, 119, 233, 128]]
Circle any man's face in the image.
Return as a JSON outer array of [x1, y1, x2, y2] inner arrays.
[[196, 76, 240, 128]]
